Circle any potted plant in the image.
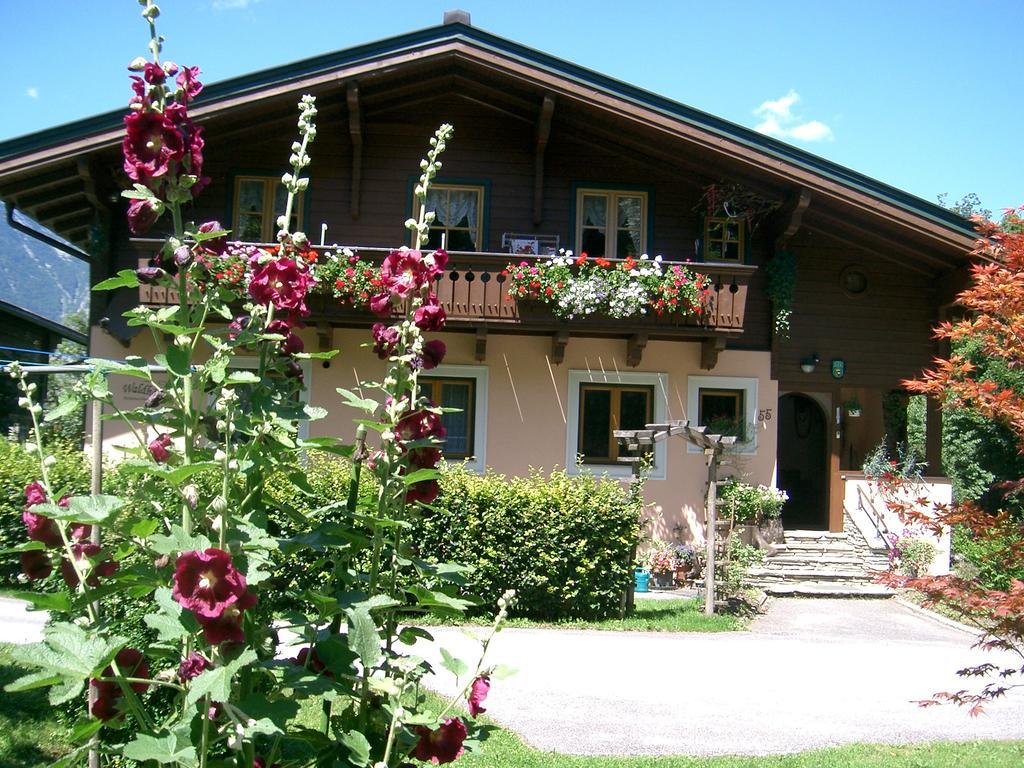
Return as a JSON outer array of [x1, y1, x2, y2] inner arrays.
[[718, 480, 788, 544], [844, 397, 863, 418], [673, 544, 696, 585], [644, 540, 677, 589]]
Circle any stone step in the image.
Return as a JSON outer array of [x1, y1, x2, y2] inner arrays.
[[747, 567, 874, 582], [775, 541, 858, 553], [784, 530, 849, 542], [764, 553, 863, 565], [760, 581, 894, 598]]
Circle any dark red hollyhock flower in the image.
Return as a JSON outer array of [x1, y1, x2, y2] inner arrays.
[[21, 550, 52, 581], [23, 508, 62, 548], [71, 523, 93, 542], [197, 220, 227, 255], [176, 65, 203, 102], [411, 718, 467, 764], [408, 446, 442, 471], [406, 479, 440, 505], [172, 548, 257, 620], [265, 320, 303, 355], [127, 198, 161, 235], [25, 481, 47, 507], [396, 410, 447, 442], [61, 542, 119, 589], [467, 674, 490, 717], [369, 291, 394, 317], [196, 605, 248, 645], [380, 249, 429, 299], [413, 302, 446, 332], [253, 757, 282, 768], [177, 651, 213, 682], [248, 258, 315, 317], [90, 648, 150, 721], [371, 322, 400, 360], [149, 433, 173, 463], [421, 339, 446, 371], [142, 61, 166, 85], [292, 646, 333, 678], [228, 314, 250, 341], [122, 110, 185, 186]]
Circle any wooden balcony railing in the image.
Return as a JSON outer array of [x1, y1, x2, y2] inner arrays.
[[132, 240, 755, 337]]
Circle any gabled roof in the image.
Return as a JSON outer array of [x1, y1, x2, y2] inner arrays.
[[0, 299, 88, 346], [0, 19, 975, 253]]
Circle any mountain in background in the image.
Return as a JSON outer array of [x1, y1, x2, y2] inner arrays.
[[0, 214, 89, 327]]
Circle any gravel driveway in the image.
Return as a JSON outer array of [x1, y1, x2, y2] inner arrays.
[[422, 598, 1024, 756]]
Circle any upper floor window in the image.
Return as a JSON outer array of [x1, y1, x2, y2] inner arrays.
[[232, 176, 303, 243], [703, 216, 744, 262], [416, 184, 484, 251], [576, 189, 647, 259]]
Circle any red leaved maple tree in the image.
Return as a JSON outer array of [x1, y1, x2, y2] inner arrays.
[[881, 206, 1024, 715]]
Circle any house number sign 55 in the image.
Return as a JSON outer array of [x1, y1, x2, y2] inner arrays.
[[758, 408, 773, 423]]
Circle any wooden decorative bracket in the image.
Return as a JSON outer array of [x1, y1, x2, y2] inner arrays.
[[626, 332, 648, 367], [774, 187, 811, 250], [700, 337, 726, 371], [474, 327, 487, 362], [533, 94, 555, 226], [316, 322, 334, 353], [347, 82, 363, 219], [550, 330, 570, 365]]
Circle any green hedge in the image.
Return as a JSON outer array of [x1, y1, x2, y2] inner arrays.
[[411, 466, 643, 621]]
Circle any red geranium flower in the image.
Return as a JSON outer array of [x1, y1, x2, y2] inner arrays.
[[90, 648, 150, 721], [411, 718, 467, 764], [172, 548, 257, 620]]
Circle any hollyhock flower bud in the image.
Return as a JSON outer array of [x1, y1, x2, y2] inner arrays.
[[182, 484, 199, 510], [467, 674, 490, 716], [172, 548, 257, 620], [421, 339, 446, 370], [413, 303, 446, 331], [173, 244, 193, 268], [21, 550, 52, 581], [163, 61, 179, 76], [178, 651, 213, 682], [136, 264, 166, 285], [126, 198, 162, 235], [149, 433, 173, 463], [127, 56, 148, 72], [411, 718, 467, 764], [90, 648, 149, 721], [24, 481, 47, 507], [23, 509, 62, 548], [228, 315, 250, 341], [369, 291, 393, 317], [371, 323, 400, 360], [144, 388, 166, 408], [197, 220, 227, 255]]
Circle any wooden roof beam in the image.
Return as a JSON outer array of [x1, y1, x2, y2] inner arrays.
[[551, 330, 569, 365], [35, 198, 93, 225], [626, 332, 647, 368], [803, 223, 934, 277], [0, 167, 78, 199], [533, 94, 555, 226], [49, 210, 93, 232], [347, 82, 363, 219], [13, 179, 84, 210], [774, 188, 812, 250], [812, 208, 958, 271]]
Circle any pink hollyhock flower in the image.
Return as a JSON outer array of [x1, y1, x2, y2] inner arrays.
[[122, 110, 185, 186], [421, 339, 446, 370], [90, 648, 150, 721], [413, 302, 446, 331], [467, 674, 490, 717], [369, 291, 394, 317], [24, 481, 47, 507], [380, 249, 429, 299], [425, 248, 449, 277], [371, 322, 400, 360], [411, 718, 467, 764], [61, 542, 118, 589], [23, 509, 62, 548], [176, 65, 203, 102], [149, 433, 173, 463], [248, 257, 315, 317], [20, 550, 52, 581], [172, 548, 258, 620], [126, 198, 162, 235], [177, 652, 213, 682], [406, 479, 440, 505]]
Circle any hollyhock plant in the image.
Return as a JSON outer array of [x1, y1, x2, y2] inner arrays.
[[90, 648, 150, 722], [172, 548, 257, 620], [411, 718, 467, 764], [60, 542, 119, 589]]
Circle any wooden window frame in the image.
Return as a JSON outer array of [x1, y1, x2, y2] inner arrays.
[[231, 175, 305, 243], [574, 188, 648, 259], [703, 216, 745, 263], [420, 375, 477, 460], [414, 183, 486, 252], [577, 383, 654, 464], [698, 387, 746, 441]]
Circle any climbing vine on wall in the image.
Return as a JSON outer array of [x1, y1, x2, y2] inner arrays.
[[765, 250, 797, 339]]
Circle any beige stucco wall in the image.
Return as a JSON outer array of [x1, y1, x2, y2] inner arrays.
[[90, 325, 778, 545]]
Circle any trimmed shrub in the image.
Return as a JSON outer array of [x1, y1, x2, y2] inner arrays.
[[411, 465, 643, 621]]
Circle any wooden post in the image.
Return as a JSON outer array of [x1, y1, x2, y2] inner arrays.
[[925, 396, 943, 476], [704, 447, 718, 616]]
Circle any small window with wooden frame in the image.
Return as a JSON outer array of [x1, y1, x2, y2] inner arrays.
[[698, 387, 746, 441], [578, 383, 654, 463], [703, 216, 744, 262], [420, 376, 476, 459], [575, 188, 647, 259], [232, 176, 304, 243], [414, 184, 485, 251]]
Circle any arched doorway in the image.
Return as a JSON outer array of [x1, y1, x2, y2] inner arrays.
[[777, 393, 829, 530]]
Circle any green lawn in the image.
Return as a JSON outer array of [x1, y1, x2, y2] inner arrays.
[[420, 597, 745, 632], [0, 643, 75, 768]]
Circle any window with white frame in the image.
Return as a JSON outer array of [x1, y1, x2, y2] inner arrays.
[[566, 369, 667, 479], [687, 375, 758, 453], [575, 189, 647, 259], [232, 176, 303, 243], [420, 364, 488, 473], [414, 184, 485, 251]]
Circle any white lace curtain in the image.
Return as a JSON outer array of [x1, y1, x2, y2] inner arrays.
[[428, 188, 478, 232]]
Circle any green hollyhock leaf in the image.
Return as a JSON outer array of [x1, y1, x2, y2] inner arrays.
[[0, 589, 71, 613], [49, 495, 125, 524], [185, 648, 258, 707], [149, 524, 212, 556], [339, 729, 372, 766], [164, 345, 191, 377], [94, 269, 140, 291], [439, 647, 469, 679], [121, 727, 197, 767], [345, 605, 382, 669], [144, 587, 192, 642]]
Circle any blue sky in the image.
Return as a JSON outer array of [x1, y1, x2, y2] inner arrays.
[[1, 1, 1021, 215]]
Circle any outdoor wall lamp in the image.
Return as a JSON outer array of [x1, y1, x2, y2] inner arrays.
[[800, 353, 820, 374]]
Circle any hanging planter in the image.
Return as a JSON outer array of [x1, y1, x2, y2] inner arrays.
[[844, 398, 863, 418]]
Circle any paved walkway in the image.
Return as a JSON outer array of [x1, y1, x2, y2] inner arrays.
[[422, 597, 1024, 756], [0, 596, 46, 645]]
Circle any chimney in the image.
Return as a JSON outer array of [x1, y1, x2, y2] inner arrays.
[[443, 9, 471, 25]]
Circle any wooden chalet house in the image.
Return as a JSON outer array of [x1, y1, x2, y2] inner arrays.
[[0, 12, 976, 555]]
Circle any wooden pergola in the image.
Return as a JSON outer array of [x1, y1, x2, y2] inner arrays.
[[615, 420, 736, 615]]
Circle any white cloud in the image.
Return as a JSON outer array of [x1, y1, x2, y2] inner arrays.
[[26, 87, 38, 99], [754, 89, 833, 143], [212, 0, 258, 9]]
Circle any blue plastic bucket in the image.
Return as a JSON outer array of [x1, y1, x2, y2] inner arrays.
[[634, 569, 651, 593]]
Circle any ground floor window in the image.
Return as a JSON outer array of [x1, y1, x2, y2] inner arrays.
[[687, 375, 758, 453], [566, 370, 667, 479], [420, 364, 488, 472]]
